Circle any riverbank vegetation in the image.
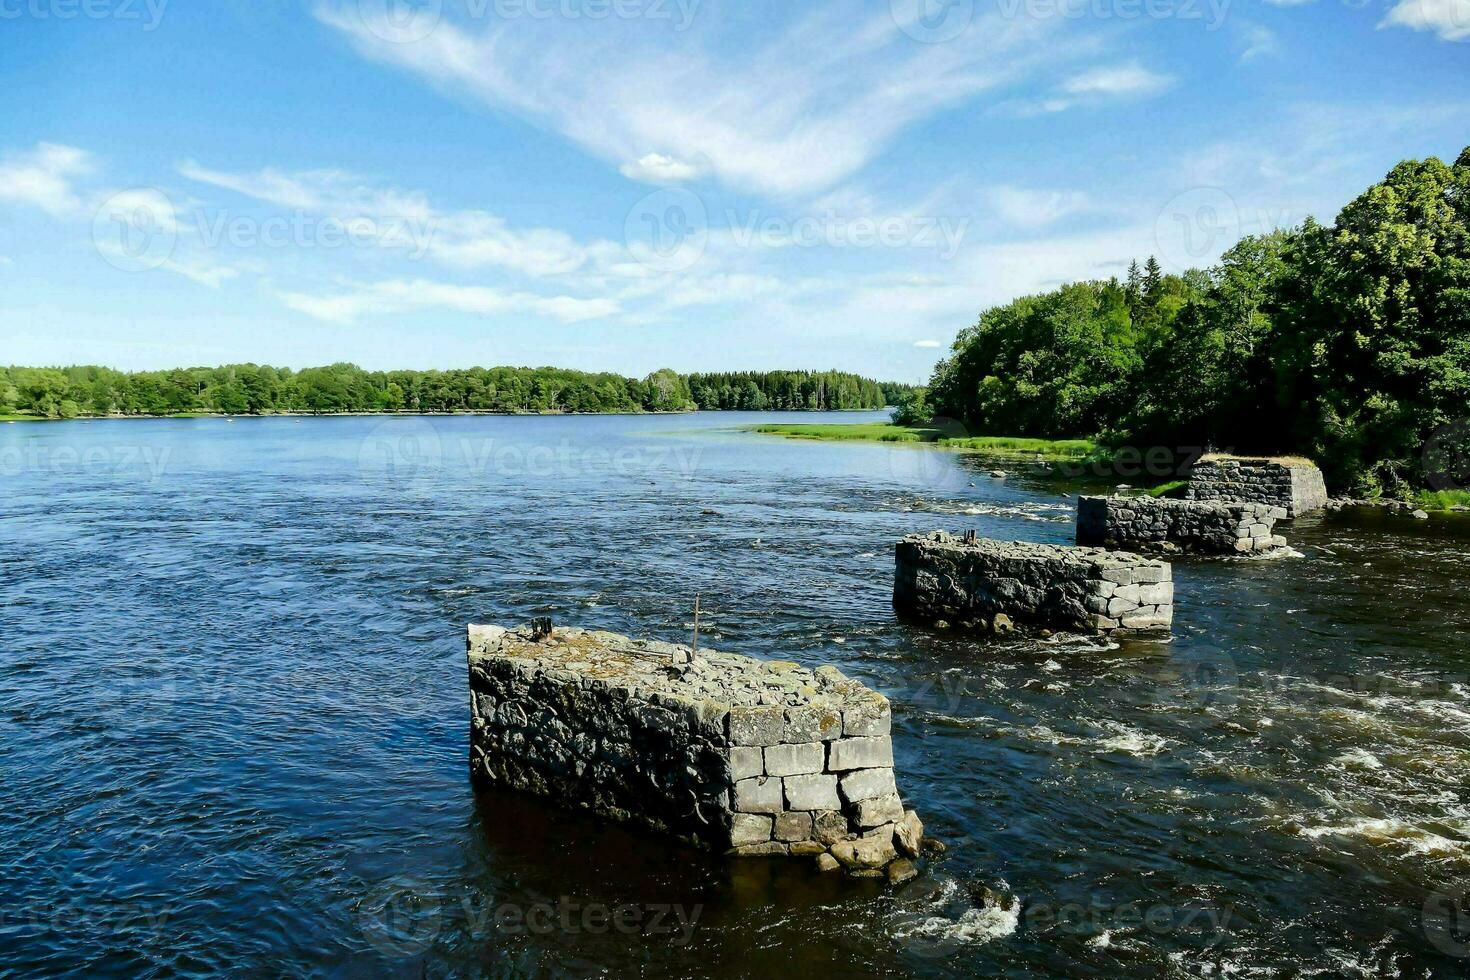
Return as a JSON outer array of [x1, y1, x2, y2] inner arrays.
[[1415, 490, 1470, 511], [750, 422, 1098, 459], [0, 364, 910, 419], [923, 147, 1470, 497]]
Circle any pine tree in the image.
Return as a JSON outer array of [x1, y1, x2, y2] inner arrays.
[[1142, 256, 1164, 303]]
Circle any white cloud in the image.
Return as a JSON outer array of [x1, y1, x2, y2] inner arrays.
[[1380, 0, 1470, 41], [316, 3, 1068, 196], [0, 143, 95, 216], [619, 153, 700, 185], [1238, 24, 1281, 63], [987, 187, 1090, 228], [0, 256, 12, 267], [1060, 62, 1173, 98], [913, 339, 943, 348], [280, 279, 620, 324]]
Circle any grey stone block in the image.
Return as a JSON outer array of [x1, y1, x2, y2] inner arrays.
[[729, 705, 784, 746], [764, 742, 824, 777], [839, 767, 898, 803], [731, 813, 773, 846], [858, 793, 899, 834], [730, 746, 764, 781], [828, 736, 894, 772], [784, 701, 843, 742], [734, 776, 783, 814], [843, 694, 892, 737], [783, 773, 841, 811], [774, 811, 814, 843]]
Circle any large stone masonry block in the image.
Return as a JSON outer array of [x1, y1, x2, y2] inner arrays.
[[1185, 456, 1328, 518], [893, 533, 1173, 635], [1077, 495, 1289, 554], [467, 623, 927, 880]]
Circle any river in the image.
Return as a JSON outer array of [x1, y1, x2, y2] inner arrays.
[[2, 411, 1467, 977]]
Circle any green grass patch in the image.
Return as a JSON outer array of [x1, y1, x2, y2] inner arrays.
[[1148, 480, 1189, 498], [1414, 490, 1470, 511], [750, 422, 937, 443], [748, 423, 1098, 458]]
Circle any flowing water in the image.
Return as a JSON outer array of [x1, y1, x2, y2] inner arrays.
[[2, 412, 1468, 978]]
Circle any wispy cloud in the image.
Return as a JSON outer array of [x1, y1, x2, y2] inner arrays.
[[1237, 23, 1281, 63], [1379, 0, 1470, 41], [0, 143, 95, 216], [279, 279, 620, 324], [1004, 61, 1173, 115], [315, 2, 1067, 196], [160, 256, 239, 289], [913, 339, 943, 348], [986, 186, 1090, 228], [180, 161, 593, 278]]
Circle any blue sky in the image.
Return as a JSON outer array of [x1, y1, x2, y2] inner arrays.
[[0, 0, 1466, 382]]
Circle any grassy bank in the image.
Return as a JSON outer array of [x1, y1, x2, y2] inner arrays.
[[1415, 490, 1470, 511], [748, 423, 1099, 459]]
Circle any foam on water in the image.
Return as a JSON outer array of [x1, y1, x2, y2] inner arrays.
[[1296, 817, 1470, 858], [889, 879, 1021, 950]]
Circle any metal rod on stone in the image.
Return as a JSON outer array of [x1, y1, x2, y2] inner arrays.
[[691, 594, 701, 661]]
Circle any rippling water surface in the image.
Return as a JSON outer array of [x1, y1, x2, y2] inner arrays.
[[3, 412, 1468, 977]]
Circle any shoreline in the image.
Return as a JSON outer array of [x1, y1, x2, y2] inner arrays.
[[1, 407, 887, 425]]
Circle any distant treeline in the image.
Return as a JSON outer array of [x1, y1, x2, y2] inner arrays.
[[0, 364, 911, 418], [917, 145, 1470, 495]]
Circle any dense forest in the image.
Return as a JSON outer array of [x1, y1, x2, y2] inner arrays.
[[0, 364, 908, 419], [921, 146, 1470, 495]]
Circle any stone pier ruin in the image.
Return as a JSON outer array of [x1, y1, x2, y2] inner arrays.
[[894, 532, 1173, 634], [467, 623, 928, 883], [1186, 455, 1328, 519], [1076, 495, 1289, 554]]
